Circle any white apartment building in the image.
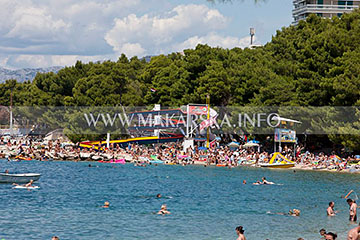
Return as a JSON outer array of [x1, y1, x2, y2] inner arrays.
[[293, 0, 360, 24]]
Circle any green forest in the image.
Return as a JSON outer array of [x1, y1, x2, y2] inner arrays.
[[1, 11, 360, 149]]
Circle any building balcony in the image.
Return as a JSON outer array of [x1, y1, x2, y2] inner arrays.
[[293, 4, 359, 16]]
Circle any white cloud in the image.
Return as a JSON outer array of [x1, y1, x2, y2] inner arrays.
[[0, 0, 141, 59], [6, 7, 69, 42], [0, 1, 259, 69], [2, 54, 113, 69], [175, 33, 254, 51], [105, 4, 228, 57]]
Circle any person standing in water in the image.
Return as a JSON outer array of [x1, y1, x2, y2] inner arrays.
[[319, 229, 327, 239], [235, 226, 246, 240], [327, 202, 336, 216], [102, 201, 110, 208], [347, 199, 358, 222], [347, 223, 360, 240], [325, 232, 337, 240], [157, 204, 170, 215]]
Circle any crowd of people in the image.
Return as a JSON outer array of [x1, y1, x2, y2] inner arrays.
[[0, 137, 360, 171], [1, 136, 360, 173]]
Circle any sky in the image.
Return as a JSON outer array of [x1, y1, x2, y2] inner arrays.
[[0, 0, 293, 69]]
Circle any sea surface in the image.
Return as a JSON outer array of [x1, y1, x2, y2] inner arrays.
[[0, 159, 359, 240]]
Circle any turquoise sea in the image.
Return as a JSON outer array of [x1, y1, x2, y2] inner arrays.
[[0, 159, 359, 240]]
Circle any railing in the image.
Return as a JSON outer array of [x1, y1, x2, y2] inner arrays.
[[293, 4, 359, 15], [293, 0, 306, 4]]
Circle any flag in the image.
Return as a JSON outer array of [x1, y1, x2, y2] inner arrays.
[[150, 88, 157, 92]]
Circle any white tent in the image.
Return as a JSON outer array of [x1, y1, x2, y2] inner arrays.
[[243, 142, 259, 148]]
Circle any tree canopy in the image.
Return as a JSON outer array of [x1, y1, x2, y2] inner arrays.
[[1, 10, 360, 148]]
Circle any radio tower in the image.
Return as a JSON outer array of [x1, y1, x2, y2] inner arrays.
[[250, 28, 255, 45]]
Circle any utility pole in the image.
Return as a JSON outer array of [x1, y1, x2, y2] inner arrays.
[[206, 95, 210, 149], [10, 88, 13, 136]]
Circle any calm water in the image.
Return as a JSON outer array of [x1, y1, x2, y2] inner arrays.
[[0, 159, 359, 240]]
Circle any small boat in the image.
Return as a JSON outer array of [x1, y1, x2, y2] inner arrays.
[[259, 163, 295, 168], [216, 164, 226, 167], [110, 159, 125, 164], [15, 156, 32, 161], [0, 173, 41, 183], [165, 162, 177, 165], [260, 152, 295, 169]]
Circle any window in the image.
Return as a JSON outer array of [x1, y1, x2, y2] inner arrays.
[[348, 1, 353, 5], [317, 0, 323, 9], [338, 1, 345, 9], [337, 13, 343, 17]]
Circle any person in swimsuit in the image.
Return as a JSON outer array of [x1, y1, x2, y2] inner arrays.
[[262, 177, 270, 184], [24, 179, 34, 187], [289, 209, 300, 216], [253, 181, 262, 185], [102, 201, 110, 208], [325, 232, 337, 240], [235, 226, 246, 240], [347, 223, 360, 240], [319, 229, 327, 239], [327, 202, 336, 216], [157, 204, 170, 215], [13, 179, 34, 188], [348, 199, 358, 222]]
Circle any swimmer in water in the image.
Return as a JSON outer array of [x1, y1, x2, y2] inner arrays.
[[52, 236, 60, 240], [327, 202, 336, 216], [319, 229, 326, 238], [235, 226, 246, 240], [156, 194, 162, 198], [325, 232, 337, 240], [273, 209, 300, 216], [253, 181, 262, 185], [13, 179, 34, 188], [102, 201, 110, 208], [289, 209, 301, 216], [243, 180, 246, 184], [261, 177, 274, 185], [157, 204, 170, 215], [347, 223, 360, 240], [25, 179, 34, 187]]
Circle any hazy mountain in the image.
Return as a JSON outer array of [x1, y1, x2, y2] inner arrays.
[[0, 66, 63, 83]]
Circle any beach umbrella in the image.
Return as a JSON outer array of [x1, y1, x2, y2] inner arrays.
[[228, 142, 240, 148]]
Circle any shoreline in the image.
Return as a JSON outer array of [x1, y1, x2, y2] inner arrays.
[[4, 157, 360, 175]]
